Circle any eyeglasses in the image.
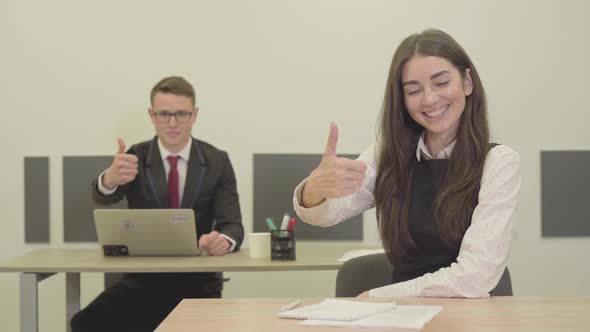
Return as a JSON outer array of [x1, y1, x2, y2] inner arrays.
[[152, 111, 194, 123]]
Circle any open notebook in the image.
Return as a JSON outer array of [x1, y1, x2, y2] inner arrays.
[[277, 299, 396, 321], [278, 299, 442, 330], [301, 305, 443, 329]]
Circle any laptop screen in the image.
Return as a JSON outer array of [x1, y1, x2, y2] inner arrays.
[[94, 209, 200, 256]]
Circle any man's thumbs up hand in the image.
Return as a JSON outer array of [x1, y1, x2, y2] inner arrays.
[[102, 138, 139, 190]]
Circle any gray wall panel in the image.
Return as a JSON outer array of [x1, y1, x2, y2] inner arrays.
[[24, 157, 50, 243], [254, 154, 363, 240], [63, 156, 126, 242], [541, 151, 590, 237]]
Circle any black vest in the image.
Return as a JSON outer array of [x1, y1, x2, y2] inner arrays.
[[393, 144, 498, 283]]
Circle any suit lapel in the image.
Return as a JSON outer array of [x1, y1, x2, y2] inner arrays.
[[181, 138, 207, 208], [145, 138, 169, 208]]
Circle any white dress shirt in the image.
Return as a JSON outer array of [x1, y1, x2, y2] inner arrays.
[[98, 138, 236, 252], [293, 135, 521, 298]]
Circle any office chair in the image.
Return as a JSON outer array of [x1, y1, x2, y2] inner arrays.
[[335, 253, 513, 297]]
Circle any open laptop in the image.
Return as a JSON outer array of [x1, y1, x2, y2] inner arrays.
[[94, 209, 201, 256]]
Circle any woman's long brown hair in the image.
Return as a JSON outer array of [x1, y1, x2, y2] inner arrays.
[[375, 29, 489, 263]]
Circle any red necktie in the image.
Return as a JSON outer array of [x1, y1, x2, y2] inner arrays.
[[167, 155, 180, 208]]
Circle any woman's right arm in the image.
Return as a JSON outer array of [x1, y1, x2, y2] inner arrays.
[[293, 141, 378, 227]]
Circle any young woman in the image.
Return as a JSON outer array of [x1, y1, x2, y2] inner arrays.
[[293, 29, 521, 298]]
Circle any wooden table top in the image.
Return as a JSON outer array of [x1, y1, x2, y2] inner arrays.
[[156, 296, 590, 332]]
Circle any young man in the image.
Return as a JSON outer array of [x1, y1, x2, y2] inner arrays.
[[71, 76, 244, 332]]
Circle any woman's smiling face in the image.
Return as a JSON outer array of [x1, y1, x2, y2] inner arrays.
[[401, 55, 473, 143]]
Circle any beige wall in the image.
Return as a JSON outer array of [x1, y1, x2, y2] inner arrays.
[[1, 0, 589, 330]]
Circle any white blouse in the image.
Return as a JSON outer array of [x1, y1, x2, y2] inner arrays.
[[293, 138, 521, 298]]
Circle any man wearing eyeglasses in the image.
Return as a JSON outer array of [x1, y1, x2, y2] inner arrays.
[[71, 76, 244, 332]]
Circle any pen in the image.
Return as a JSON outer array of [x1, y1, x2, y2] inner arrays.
[[280, 212, 290, 230], [265, 217, 277, 231], [287, 217, 295, 231], [211, 219, 217, 232], [280, 299, 301, 311]]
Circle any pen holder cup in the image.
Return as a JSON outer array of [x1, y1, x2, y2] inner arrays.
[[270, 230, 296, 261]]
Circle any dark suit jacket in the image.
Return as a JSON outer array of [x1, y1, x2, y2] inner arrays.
[[92, 136, 244, 294]]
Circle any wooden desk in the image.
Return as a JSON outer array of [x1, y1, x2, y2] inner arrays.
[[0, 246, 355, 332], [156, 296, 590, 332]]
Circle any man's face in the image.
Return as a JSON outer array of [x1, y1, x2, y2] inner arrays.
[[149, 93, 198, 153]]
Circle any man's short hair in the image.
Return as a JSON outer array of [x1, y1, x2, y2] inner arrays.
[[150, 76, 196, 107]]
